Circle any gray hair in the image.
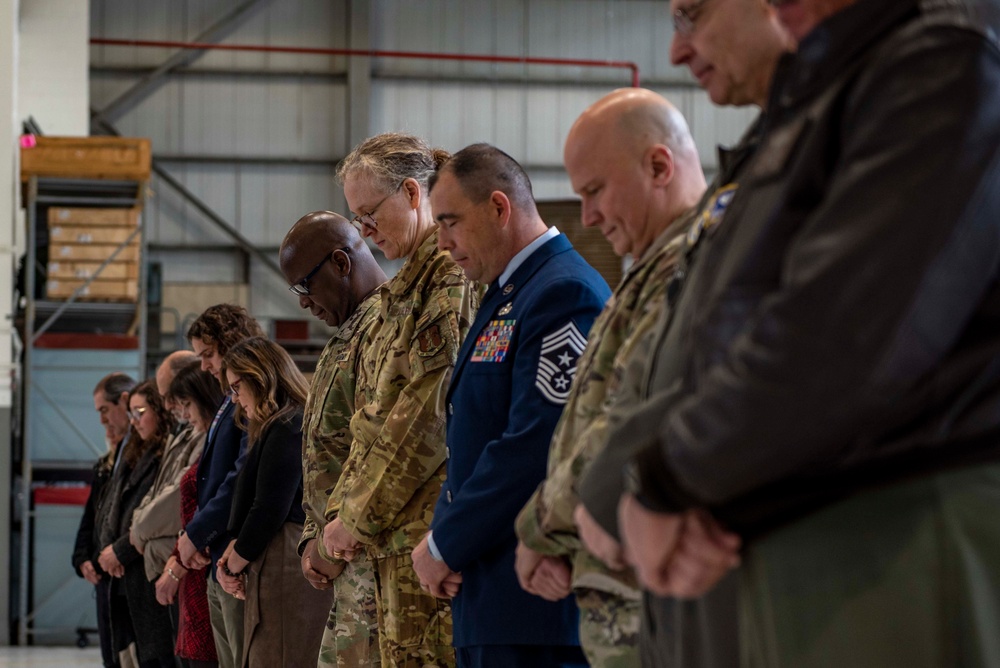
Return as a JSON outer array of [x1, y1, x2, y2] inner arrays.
[[336, 132, 451, 193], [93, 372, 137, 404]]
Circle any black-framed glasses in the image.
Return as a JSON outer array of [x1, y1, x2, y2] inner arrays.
[[288, 247, 350, 296], [228, 378, 242, 399], [128, 406, 148, 422], [350, 184, 401, 232], [673, 0, 712, 36]]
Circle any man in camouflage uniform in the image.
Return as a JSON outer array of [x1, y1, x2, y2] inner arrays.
[[514, 89, 707, 667], [571, 6, 793, 666], [280, 211, 388, 668], [322, 222, 479, 667]]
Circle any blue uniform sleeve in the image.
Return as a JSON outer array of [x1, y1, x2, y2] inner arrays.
[[431, 277, 608, 572]]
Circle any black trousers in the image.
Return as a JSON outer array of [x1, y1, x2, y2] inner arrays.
[[95, 578, 116, 667]]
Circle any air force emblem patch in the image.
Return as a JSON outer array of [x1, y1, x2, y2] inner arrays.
[[536, 321, 587, 404], [688, 183, 738, 246]]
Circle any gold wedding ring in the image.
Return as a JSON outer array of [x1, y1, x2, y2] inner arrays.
[[332, 550, 344, 558]]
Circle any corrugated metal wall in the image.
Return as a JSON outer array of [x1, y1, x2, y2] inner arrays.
[[89, 0, 758, 330]]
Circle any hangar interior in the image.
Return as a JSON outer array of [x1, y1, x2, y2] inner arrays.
[[0, 0, 757, 651]]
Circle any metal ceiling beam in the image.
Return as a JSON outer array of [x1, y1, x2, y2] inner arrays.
[[89, 37, 642, 88], [91, 64, 348, 82], [89, 64, 700, 90], [155, 154, 340, 166], [91, 0, 273, 127], [151, 153, 570, 172], [92, 115, 285, 283]]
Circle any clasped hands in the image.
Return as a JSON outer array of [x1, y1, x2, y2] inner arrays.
[[217, 539, 249, 600], [322, 517, 362, 562], [514, 543, 573, 602], [177, 531, 211, 570], [412, 534, 462, 599], [301, 538, 345, 590], [97, 544, 124, 578], [573, 495, 741, 598]]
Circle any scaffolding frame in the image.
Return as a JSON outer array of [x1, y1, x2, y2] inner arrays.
[[17, 175, 147, 645]]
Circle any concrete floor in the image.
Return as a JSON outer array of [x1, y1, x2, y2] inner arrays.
[[0, 647, 102, 666]]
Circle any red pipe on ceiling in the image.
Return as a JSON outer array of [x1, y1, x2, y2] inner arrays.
[[89, 37, 641, 87]]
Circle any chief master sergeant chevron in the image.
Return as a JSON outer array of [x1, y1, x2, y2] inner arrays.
[[411, 143, 610, 668]]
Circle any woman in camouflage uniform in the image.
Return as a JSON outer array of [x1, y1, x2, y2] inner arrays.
[[323, 133, 480, 667]]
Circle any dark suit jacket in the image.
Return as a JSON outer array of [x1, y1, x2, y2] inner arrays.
[[72, 453, 114, 577], [186, 397, 247, 575], [109, 445, 174, 662], [431, 233, 610, 648]]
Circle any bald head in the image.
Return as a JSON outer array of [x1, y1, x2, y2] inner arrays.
[[157, 350, 197, 419], [570, 88, 700, 170], [280, 211, 362, 267], [564, 89, 706, 258], [279, 211, 387, 327]]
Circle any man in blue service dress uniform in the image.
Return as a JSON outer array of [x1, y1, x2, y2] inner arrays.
[[411, 143, 610, 668]]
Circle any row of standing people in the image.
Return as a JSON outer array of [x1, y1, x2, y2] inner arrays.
[[283, 137, 609, 667], [75, 1, 1000, 666], [75, 308, 333, 668], [282, 0, 1000, 664]]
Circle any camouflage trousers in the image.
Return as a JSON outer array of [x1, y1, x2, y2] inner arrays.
[[576, 587, 641, 668], [318, 556, 380, 667], [371, 552, 455, 667]]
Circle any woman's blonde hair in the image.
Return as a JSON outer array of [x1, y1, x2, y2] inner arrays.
[[221, 337, 308, 446], [336, 132, 451, 194]]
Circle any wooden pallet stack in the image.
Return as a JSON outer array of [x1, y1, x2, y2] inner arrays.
[[46, 206, 141, 301], [20, 135, 151, 303]]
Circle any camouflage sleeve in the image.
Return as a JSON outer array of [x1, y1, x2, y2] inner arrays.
[[320, 302, 383, 526], [324, 454, 358, 522], [298, 515, 348, 563], [517, 296, 669, 556], [336, 278, 477, 546], [323, 401, 366, 525], [298, 517, 319, 557]]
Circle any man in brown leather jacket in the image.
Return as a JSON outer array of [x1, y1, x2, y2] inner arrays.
[[579, 0, 1000, 665]]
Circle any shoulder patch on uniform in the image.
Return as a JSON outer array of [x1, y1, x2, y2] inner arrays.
[[706, 184, 737, 230], [535, 322, 587, 404], [416, 324, 445, 357], [689, 183, 739, 246]]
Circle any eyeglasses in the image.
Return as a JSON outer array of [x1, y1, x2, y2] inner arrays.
[[350, 185, 400, 233], [128, 406, 148, 422], [673, 0, 712, 36], [288, 247, 350, 296], [228, 378, 242, 399]]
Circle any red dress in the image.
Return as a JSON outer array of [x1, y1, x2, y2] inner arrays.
[[174, 458, 218, 661]]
